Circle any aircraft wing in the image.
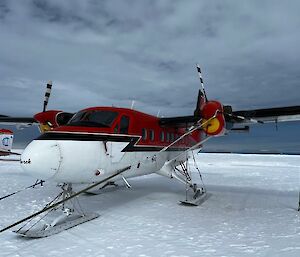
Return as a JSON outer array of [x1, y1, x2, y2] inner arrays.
[[0, 116, 38, 126], [159, 115, 197, 127], [228, 105, 300, 125], [159, 105, 300, 128]]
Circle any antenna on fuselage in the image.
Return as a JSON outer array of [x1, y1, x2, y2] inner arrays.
[[131, 100, 135, 110], [43, 81, 52, 112], [157, 110, 161, 117]]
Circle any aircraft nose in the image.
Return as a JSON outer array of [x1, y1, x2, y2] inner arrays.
[[20, 140, 61, 180]]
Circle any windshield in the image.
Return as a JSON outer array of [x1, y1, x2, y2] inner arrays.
[[68, 110, 118, 127]]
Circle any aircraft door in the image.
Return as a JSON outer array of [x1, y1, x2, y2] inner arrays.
[[119, 115, 130, 134], [109, 115, 130, 163]]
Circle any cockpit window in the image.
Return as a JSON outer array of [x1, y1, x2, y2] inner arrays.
[[119, 116, 130, 134], [68, 110, 118, 127], [56, 112, 74, 126]]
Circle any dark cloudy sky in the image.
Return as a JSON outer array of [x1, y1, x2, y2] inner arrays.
[[0, 0, 299, 152]]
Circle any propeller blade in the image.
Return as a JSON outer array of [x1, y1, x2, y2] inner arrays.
[[43, 81, 52, 112], [196, 64, 208, 102], [225, 113, 264, 124]]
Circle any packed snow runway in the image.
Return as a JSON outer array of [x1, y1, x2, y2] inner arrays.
[[0, 153, 299, 257]]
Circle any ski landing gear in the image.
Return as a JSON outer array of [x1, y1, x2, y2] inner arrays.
[[175, 160, 210, 206], [180, 183, 210, 206], [14, 183, 99, 238], [0, 166, 131, 237]]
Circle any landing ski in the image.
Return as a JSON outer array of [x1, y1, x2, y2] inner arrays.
[[180, 193, 211, 206], [14, 213, 99, 238]]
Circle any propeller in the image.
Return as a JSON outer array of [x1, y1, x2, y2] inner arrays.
[[194, 65, 226, 136], [195, 65, 263, 128], [35, 81, 74, 133], [35, 81, 55, 133]]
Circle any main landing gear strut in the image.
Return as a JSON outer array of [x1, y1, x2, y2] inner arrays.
[[173, 157, 210, 206]]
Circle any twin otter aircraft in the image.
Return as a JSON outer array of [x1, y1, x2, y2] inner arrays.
[[0, 65, 299, 237]]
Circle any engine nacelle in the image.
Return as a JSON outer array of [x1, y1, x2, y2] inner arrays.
[[200, 101, 226, 136], [34, 111, 74, 133]]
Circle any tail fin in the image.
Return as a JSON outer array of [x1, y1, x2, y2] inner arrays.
[[0, 129, 14, 155]]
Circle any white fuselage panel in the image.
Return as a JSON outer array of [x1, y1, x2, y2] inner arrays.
[[20, 140, 185, 184]]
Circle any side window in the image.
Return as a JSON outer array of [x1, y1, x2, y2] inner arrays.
[[160, 131, 164, 142], [142, 128, 147, 140], [166, 132, 170, 142], [119, 116, 130, 134], [170, 133, 175, 142], [149, 130, 155, 141], [56, 112, 74, 126], [114, 124, 119, 133]]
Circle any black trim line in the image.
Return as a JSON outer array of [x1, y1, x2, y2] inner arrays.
[[36, 132, 190, 152], [37, 132, 137, 142]]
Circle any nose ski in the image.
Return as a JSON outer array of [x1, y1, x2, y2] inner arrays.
[[1, 166, 131, 238]]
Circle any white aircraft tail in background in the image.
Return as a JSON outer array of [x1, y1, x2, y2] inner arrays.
[[0, 129, 14, 156]]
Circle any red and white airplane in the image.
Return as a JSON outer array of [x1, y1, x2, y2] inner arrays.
[[0, 65, 299, 237]]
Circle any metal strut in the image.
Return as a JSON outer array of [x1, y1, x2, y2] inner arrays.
[[298, 191, 300, 211], [175, 161, 191, 182], [14, 191, 64, 235], [169, 153, 209, 206], [191, 150, 206, 192]]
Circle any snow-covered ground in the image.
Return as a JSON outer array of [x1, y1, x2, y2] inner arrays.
[[0, 153, 299, 257]]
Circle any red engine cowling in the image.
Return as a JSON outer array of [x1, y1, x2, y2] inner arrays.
[[200, 101, 226, 136], [34, 110, 62, 133], [34, 111, 74, 133]]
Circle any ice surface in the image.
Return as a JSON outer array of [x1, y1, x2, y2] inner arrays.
[[0, 153, 299, 257]]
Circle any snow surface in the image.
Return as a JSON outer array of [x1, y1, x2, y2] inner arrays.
[[0, 153, 299, 257]]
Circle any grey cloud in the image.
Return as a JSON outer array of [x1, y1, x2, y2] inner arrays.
[[0, 0, 10, 20], [0, 0, 299, 120]]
